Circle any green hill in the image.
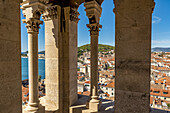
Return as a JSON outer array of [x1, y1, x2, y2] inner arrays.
[[78, 44, 115, 57], [38, 51, 45, 54]]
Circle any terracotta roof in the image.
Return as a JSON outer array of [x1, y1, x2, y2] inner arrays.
[[150, 88, 170, 98], [22, 86, 29, 102], [85, 81, 90, 84]]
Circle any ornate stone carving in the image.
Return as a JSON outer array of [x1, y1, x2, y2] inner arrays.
[[70, 8, 80, 23], [87, 23, 102, 35], [84, 1, 102, 24], [42, 5, 58, 21], [84, 1, 102, 36], [23, 18, 43, 33], [40, 0, 50, 4], [21, 0, 46, 19]]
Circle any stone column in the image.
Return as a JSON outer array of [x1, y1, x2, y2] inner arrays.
[[21, 1, 46, 113], [114, 0, 155, 113], [62, 7, 79, 113], [23, 18, 44, 113], [0, 0, 21, 113], [84, 1, 102, 112], [42, 5, 62, 112]]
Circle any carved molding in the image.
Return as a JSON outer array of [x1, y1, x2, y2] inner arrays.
[[42, 5, 58, 21], [87, 23, 102, 36], [70, 8, 80, 23], [23, 18, 43, 33]]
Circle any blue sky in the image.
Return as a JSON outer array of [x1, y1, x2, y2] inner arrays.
[[21, 0, 170, 52]]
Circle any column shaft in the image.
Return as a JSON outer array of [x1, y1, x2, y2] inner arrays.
[[28, 33, 39, 105], [90, 34, 98, 96]]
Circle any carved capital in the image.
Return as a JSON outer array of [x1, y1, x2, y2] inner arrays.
[[87, 23, 102, 36], [21, 0, 46, 19], [23, 18, 43, 33], [84, 1, 102, 24], [42, 5, 59, 21], [70, 8, 80, 23]]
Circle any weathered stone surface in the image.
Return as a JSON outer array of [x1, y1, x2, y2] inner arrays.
[[114, 0, 154, 113], [44, 9, 62, 112], [61, 7, 79, 113], [0, 0, 21, 113]]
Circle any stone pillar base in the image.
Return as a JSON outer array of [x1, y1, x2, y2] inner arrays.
[[23, 104, 45, 113], [89, 96, 102, 112], [82, 109, 98, 113]]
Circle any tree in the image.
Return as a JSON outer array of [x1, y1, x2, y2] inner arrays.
[[38, 75, 41, 82]]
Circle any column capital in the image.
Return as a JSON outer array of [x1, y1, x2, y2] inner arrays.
[[87, 23, 102, 36], [63, 7, 80, 23], [70, 8, 80, 23], [84, 1, 102, 24], [42, 5, 60, 21], [23, 18, 43, 33], [21, 0, 46, 19]]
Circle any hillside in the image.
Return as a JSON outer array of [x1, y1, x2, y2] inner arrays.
[[78, 44, 115, 57], [38, 51, 45, 54], [152, 47, 170, 52]]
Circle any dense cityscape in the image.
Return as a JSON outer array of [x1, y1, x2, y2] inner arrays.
[[21, 45, 170, 111]]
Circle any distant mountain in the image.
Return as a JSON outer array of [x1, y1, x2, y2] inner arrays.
[[21, 51, 45, 55], [78, 44, 115, 57], [38, 51, 45, 54], [21, 51, 28, 55], [152, 47, 170, 52]]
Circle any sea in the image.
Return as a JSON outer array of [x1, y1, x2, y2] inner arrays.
[[22, 58, 45, 80]]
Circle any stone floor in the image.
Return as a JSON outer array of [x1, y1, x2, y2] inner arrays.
[[70, 95, 170, 113], [25, 95, 170, 113]]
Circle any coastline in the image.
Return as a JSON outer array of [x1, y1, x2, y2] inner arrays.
[[21, 56, 45, 59]]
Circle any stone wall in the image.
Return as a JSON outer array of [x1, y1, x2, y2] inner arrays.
[[0, 0, 21, 113], [114, 0, 154, 113], [62, 7, 78, 113]]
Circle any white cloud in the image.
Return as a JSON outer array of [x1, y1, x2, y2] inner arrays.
[[152, 40, 170, 47], [152, 40, 170, 44], [152, 16, 161, 24]]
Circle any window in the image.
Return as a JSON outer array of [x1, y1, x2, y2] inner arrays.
[[112, 88, 114, 91], [164, 97, 166, 100], [163, 92, 168, 94], [153, 91, 160, 93], [112, 93, 114, 95], [106, 88, 108, 90], [85, 84, 89, 87]]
